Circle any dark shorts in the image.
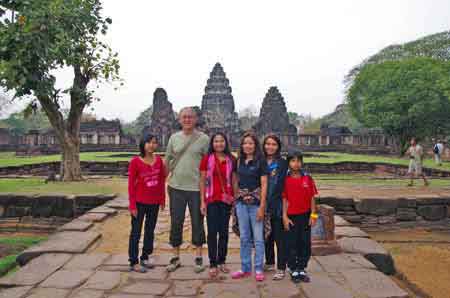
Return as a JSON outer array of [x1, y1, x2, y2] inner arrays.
[[168, 186, 206, 247]]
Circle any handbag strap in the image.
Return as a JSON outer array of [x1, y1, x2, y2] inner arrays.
[[169, 132, 201, 173]]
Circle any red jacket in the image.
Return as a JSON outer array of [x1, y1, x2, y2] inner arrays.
[[128, 155, 166, 211]]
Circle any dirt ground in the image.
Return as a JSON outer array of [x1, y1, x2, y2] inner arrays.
[[370, 229, 450, 298]]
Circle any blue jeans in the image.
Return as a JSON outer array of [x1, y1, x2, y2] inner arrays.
[[236, 201, 264, 272]]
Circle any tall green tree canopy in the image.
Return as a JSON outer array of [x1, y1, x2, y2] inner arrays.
[[0, 0, 120, 180], [346, 31, 450, 86], [347, 57, 450, 152]]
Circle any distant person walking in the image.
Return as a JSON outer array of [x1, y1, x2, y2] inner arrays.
[[165, 107, 210, 273], [433, 139, 444, 166], [406, 137, 429, 187]]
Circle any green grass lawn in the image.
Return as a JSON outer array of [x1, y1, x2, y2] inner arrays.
[[308, 152, 450, 171], [0, 151, 139, 167], [0, 177, 127, 194], [0, 236, 47, 276], [1, 151, 449, 172], [314, 173, 450, 187]]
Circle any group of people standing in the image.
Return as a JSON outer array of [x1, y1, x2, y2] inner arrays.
[[127, 107, 318, 283]]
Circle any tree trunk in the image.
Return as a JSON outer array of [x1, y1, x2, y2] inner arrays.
[[60, 130, 83, 181]]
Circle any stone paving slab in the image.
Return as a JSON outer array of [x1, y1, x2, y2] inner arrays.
[[341, 269, 409, 298], [78, 213, 109, 222], [172, 280, 203, 296], [335, 226, 370, 238], [259, 278, 303, 298], [70, 289, 105, 298], [300, 273, 354, 298], [199, 282, 260, 298], [64, 253, 111, 270], [108, 294, 154, 298], [128, 267, 168, 280], [17, 231, 101, 265], [120, 281, 171, 296], [58, 220, 93, 232], [316, 253, 376, 272], [168, 266, 210, 280], [334, 215, 351, 226], [0, 253, 72, 286], [40, 269, 93, 289], [0, 286, 32, 298], [25, 288, 71, 298], [337, 237, 395, 274], [83, 271, 121, 291], [105, 198, 129, 209], [87, 206, 118, 215]]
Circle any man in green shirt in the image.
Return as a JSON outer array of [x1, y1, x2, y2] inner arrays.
[[165, 107, 210, 273]]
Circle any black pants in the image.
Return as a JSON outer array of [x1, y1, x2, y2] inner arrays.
[[265, 216, 288, 270], [206, 202, 231, 267], [128, 202, 159, 266], [287, 212, 311, 271], [168, 187, 205, 247]]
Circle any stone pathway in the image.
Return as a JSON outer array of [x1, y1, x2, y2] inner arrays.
[[0, 196, 411, 298]]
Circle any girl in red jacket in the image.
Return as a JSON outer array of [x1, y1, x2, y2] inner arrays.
[[128, 134, 166, 273]]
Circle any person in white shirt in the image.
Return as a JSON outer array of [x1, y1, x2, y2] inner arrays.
[[406, 137, 429, 187], [433, 139, 444, 166]]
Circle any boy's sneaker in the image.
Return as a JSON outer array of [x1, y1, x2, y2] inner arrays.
[[194, 257, 205, 273], [129, 264, 147, 273], [299, 270, 310, 283], [140, 258, 154, 269], [166, 256, 181, 272], [290, 271, 301, 284]]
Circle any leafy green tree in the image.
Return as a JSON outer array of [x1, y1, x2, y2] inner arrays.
[[347, 57, 450, 153], [0, 0, 120, 180]]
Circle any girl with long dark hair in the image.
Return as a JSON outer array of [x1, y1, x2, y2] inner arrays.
[[231, 132, 268, 282], [199, 132, 238, 278]]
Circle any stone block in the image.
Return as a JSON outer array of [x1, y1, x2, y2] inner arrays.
[[121, 281, 171, 296], [396, 208, 417, 221], [341, 268, 408, 298], [0, 286, 33, 298], [355, 198, 397, 216], [17, 231, 101, 265], [417, 205, 448, 221], [25, 288, 70, 298], [300, 273, 353, 298], [58, 220, 93, 232], [377, 215, 396, 224], [83, 271, 121, 291], [335, 227, 369, 239], [199, 282, 259, 298], [337, 237, 395, 275], [0, 254, 72, 286], [64, 253, 110, 270], [40, 269, 93, 289], [397, 198, 416, 208]]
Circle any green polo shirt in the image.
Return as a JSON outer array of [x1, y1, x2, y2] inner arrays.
[[165, 130, 209, 191]]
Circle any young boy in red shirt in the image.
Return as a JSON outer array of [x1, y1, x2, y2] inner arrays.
[[282, 151, 318, 283]]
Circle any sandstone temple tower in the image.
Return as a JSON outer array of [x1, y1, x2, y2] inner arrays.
[[145, 88, 176, 148], [253, 86, 298, 148], [201, 63, 241, 146]]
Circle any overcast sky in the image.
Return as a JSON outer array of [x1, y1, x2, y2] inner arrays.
[[16, 0, 450, 122]]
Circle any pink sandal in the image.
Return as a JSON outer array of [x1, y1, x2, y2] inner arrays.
[[231, 270, 252, 279], [255, 271, 265, 282]]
